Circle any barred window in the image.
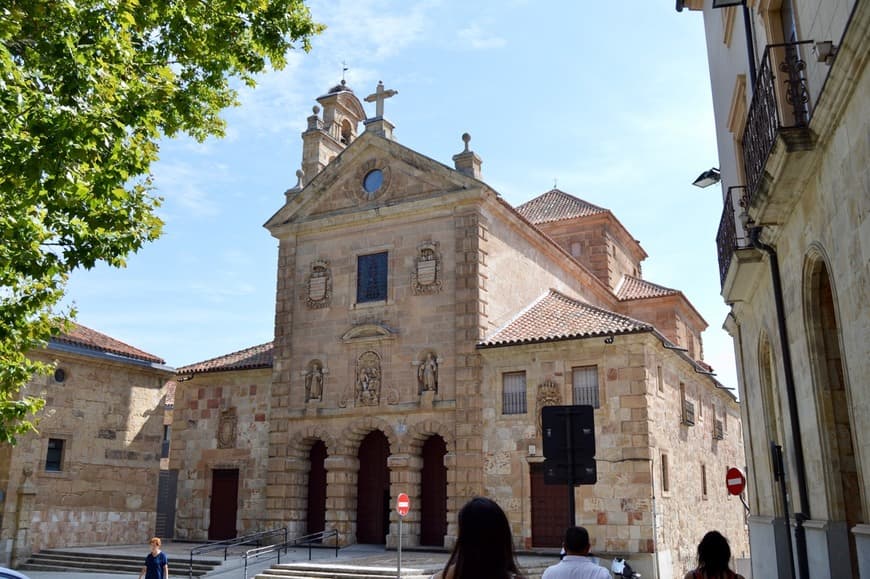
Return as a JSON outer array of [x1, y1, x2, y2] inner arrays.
[[502, 372, 527, 415], [572, 366, 599, 408], [357, 252, 388, 303]]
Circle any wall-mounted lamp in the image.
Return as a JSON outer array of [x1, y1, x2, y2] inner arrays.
[[692, 167, 721, 188], [604, 335, 614, 345], [813, 41, 837, 65], [711, 0, 745, 7]]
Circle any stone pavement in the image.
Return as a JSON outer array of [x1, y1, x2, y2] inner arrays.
[[17, 542, 562, 579]]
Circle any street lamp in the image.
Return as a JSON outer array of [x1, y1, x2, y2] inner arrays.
[[692, 167, 721, 188]]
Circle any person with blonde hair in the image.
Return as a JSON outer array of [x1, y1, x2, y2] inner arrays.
[[139, 537, 169, 579]]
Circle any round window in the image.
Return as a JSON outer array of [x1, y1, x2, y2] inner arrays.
[[54, 368, 66, 383], [363, 169, 383, 194]]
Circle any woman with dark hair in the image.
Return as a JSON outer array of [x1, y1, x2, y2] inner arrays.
[[684, 531, 745, 579], [431, 497, 524, 579]]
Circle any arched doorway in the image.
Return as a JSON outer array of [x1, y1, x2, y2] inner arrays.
[[356, 430, 390, 544], [806, 258, 861, 576], [420, 435, 447, 546], [307, 440, 327, 536]]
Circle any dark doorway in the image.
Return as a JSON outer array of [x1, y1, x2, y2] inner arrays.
[[208, 469, 239, 540], [356, 430, 390, 544], [530, 462, 571, 547], [307, 440, 327, 536], [420, 435, 447, 546]]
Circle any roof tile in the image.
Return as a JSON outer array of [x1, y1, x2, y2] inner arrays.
[[177, 342, 273, 375], [52, 323, 165, 364], [480, 290, 652, 347], [515, 189, 608, 224], [616, 275, 680, 301]]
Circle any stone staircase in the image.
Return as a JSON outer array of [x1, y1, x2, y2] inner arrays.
[[20, 549, 223, 576], [255, 562, 434, 579]]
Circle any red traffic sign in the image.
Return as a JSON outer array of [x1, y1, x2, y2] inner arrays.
[[726, 467, 746, 496], [397, 492, 410, 517]]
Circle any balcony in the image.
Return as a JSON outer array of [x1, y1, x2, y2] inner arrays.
[[741, 41, 816, 206]]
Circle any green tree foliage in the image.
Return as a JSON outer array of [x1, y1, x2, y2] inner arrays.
[[0, 0, 323, 442]]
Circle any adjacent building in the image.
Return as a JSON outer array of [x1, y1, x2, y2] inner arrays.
[[679, 0, 869, 577], [170, 81, 748, 578]]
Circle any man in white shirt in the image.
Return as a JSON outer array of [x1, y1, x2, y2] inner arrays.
[[541, 526, 611, 579]]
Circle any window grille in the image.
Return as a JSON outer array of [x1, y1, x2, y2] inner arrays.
[[714, 419, 725, 440], [357, 252, 388, 303], [572, 366, 599, 408], [502, 372, 527, 415], [682, 399, 696, 426]]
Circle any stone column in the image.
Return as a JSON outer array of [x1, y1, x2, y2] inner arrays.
[[324, 454, 358, 546], [278, 456, 309, 538], [386, 453, 422, 549], [11, 468, 36, 568]]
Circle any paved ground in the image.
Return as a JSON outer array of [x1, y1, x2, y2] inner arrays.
[[18, 541, 561, 579]]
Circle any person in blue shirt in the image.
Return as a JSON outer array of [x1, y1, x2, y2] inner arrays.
[[139, 537, 169, 579]]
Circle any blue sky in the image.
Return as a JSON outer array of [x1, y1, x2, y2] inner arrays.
[[63, 1, 737, 389]]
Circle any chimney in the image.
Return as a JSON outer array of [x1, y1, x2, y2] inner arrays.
[[452, 133, 482, 179]]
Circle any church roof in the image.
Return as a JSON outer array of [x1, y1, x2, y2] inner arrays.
[[51, 322, 165, 364], [616, 274, 680, 301], [177, 342, 274, 375], [515, 188, 608, 224], [479, 290, 652, 348]]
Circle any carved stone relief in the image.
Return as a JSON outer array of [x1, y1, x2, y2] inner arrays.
[[217, 407, 238, 449], [412, 242, 442, 295], [416, 351, 439, 394], [305, 259, 331, 309], [355, 351, 381, 406], [305, 360, 325, 402], [536, 379, 562, 436]]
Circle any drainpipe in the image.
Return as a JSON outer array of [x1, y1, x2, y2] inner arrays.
[[748, 226, 810, 579]]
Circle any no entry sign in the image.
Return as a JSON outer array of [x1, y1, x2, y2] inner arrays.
[[726, 467, 746, 496], [397, 492, 410, 517]]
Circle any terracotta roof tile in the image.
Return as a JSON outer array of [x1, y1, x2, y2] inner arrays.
[[177, 342, 273, 375], [51, 323, 165, 364], [480, 290, 652, 347], [515, 189, 608, 224], [616, 275, 680, 301]]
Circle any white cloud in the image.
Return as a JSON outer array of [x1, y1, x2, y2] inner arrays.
[[152, 161, 223, 219], [457, 23, 507, 49]]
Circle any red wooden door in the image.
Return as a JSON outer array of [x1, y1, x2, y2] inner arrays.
[[307, 440, 327, 536], [208, 469, 239, 540], [356, 431, 390, 544], [530, 463, 571, 547], [420, 435, 447, 546]]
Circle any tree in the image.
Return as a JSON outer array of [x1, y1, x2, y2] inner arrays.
[[0, 0, 323, 442]]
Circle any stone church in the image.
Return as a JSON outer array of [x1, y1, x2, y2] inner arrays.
[[168, 81, 748, 577]]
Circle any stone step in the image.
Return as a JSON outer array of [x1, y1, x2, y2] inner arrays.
[[256, 562, 433, 579], [20, 549, 221, 576]]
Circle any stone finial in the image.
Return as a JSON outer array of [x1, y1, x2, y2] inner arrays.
[[453, 132, 482, 179], [364, 81, 398, 118]]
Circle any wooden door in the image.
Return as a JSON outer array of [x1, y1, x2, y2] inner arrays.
[[420, 435, 447, 546], [530, 463, 571, 547], [208, 469, 239, 540], [356, 431, 390, 544], [307, 440, 327, 536]]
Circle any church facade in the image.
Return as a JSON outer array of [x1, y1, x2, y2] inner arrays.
[[169, 81, 748, 578]]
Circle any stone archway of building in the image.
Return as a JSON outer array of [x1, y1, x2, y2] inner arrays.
[[530, 462, 570, 547], [420, 435, 447, 546], [804, 256, 862, 576], [307, 440, 328, 537], [356, 430, 391, 544], [208, 468, 239, 540]]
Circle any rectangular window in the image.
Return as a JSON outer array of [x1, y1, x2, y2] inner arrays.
[[357, 252, 388, 303], [701, 464, 708, 498], [502, 372, 527, 415], [661, 453, 670, 493], [45, 438, 65, 472], [161, 425, 171, 458], [656, 365, 663, 392], [572, 366, 599, 408]]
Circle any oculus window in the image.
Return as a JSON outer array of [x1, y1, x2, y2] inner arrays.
[[357, 252, 388, 303]]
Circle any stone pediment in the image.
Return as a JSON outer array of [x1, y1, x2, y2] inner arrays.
[[265, 133, 481, 230], [340, 323, 397, 343]]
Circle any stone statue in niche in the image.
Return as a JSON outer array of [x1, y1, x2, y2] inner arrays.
[[355, 351, 381, 406], [305, 259, 331, 309], [536, 380, 562, 436], [417, 351, 438, 394], [217, 407, 238, 449], [412, 242, 442, 295], [305, 361, 325, 402]]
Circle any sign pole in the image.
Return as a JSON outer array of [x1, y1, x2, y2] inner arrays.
[[397, 517, 402, 579], [396, 492, 410, 579]]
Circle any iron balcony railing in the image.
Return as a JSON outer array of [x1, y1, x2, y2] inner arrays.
[[741, 41, 814, 204], [716, 186, 749, 288]]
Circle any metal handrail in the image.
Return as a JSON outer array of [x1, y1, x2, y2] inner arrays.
[[187, 527, 288, 578], [242, 529, 339, 579]]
